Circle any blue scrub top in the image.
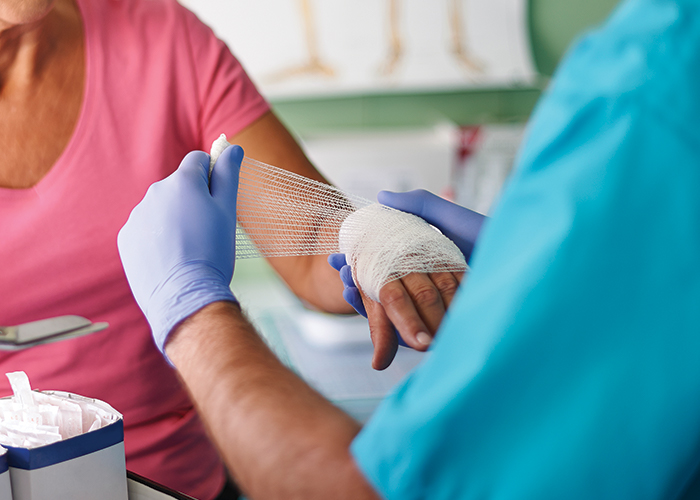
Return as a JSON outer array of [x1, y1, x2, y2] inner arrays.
[[352, 0, 700, 498]]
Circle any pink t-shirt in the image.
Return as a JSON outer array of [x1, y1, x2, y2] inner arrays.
[[0, 0, 269, 498]]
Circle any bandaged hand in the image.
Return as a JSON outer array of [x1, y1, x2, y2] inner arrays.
[[329, 191, 485, 369], [117, 145, 243, 355]]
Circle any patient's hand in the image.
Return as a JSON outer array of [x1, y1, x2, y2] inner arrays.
[[366, 271, 464, 369], [328, 188, 485, 369], [328, 254, 463, 370]]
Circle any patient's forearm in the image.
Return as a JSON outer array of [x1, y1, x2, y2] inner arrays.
[[165, 301, 378, 499], [267, 253, 354, 314], [229, 112, 354, 315]]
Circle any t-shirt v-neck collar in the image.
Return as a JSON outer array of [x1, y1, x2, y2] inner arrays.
[[0, 0, 94, 201]]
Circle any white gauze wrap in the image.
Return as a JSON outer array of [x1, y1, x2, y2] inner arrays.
[[338, 204, 466, 301], [209, 135, 467, 300]]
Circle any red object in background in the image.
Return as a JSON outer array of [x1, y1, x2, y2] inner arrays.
[[456, 126, 481, 164], [443, 126, 481, 201]]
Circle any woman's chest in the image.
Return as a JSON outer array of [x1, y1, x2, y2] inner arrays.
[[0, 35, 84, 189]]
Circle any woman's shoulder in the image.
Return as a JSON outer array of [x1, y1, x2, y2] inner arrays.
[[84, 0, 202, 35], [82, 0, 217, 59]]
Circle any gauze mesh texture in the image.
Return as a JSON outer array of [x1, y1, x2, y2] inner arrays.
[[209, 134, 467, 298], [236, 156, 372, 258], [339, 203, 467, 301]]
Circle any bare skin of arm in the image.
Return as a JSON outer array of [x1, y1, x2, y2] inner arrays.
[[166, 300, 381, 500], [230, 110, 353, 314]]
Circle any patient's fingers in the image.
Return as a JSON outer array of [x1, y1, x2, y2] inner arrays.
[[378, 279, 433, 351], [362, 288, 399, 370], [378, 271, 465, 349], [399, 273, 448, 335], [428, 271, 462, 310], [362, 271, 466, 369]]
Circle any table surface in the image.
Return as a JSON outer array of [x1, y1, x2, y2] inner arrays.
[[127, 471, 196, 500]]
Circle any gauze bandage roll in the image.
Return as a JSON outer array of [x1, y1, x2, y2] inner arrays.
[[210, 135, 467, 300]]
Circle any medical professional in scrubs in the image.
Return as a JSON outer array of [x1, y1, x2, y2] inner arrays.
[[117, 0, 700, 497]]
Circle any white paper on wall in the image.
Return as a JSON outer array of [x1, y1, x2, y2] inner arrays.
[[179, 0, 537, 99]]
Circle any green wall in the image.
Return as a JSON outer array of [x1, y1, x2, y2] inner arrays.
[[530, 0, 620, 76], [272, 0, 619, 135]]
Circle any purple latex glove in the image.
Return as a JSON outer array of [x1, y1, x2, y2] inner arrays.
[[328, 253, 367, 317], [118, 145, 243, 354]]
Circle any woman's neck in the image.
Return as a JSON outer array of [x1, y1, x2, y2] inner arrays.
[[0, 0, 76, 93], [0, 0, 84, 189]]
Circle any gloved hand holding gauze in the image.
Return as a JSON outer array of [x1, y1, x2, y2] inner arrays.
[[210, 135, 467, 301]]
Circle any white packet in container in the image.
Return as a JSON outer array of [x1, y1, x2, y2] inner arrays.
[[0, 372, 127, 500]]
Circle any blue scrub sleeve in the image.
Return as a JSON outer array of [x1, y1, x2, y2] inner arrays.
[[352, 1, 700, 498]]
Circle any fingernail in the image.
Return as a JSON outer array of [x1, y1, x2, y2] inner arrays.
[[416, 332, 432, 346]]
